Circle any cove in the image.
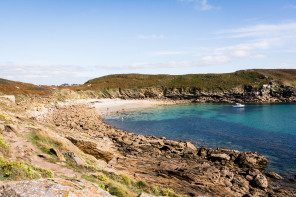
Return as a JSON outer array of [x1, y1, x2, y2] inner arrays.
[[104, 103, 296, 176]]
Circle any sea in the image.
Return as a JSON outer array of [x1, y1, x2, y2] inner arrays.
[[104, 103, 296, 177]]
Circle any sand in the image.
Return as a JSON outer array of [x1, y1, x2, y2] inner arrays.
[[64, 98, 178, 117]]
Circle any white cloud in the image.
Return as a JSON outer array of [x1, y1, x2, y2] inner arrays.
[[178, 0, 220, 11], [129, 55, 231, 69], [217, 22, 296, 39], [137, 34, 164, 39], [279, 64, 296, 68], [0, 63, 89, 85], [150, 51, 185, 56], [252, 54, 267, 59]]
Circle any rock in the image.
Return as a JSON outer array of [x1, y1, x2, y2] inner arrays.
[[185, 141, 197, 153], [236, 152, 267, 169], [0, 178, 114, 196], [138, 193, 157, 197], [197, 148, 207, 157], [4, 125, 17, 133], [265, 172, 283, 180], [210, 153, 230, 161], [63, 151, 87, 166], [247, 169, 260, 177], [66, 136, 114, 163], [245, 175, 253, 181], [253, 173, 268, 188], [50, 148, 66, 161], [231, 176, 249, 194]]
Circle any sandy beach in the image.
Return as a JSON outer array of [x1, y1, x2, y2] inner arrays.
[[64, 98, 180, 117]]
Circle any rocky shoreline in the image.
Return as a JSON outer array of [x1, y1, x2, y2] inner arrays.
[[36, 101, 296, 197]]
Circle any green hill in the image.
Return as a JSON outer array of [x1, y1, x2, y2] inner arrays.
[[0, 78, 51, 95], [85, 69, 296, 91]]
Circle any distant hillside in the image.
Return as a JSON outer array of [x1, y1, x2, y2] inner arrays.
[[85, 69, 296, 91], [0, 78, 51, 95]]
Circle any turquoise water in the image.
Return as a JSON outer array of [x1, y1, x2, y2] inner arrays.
[[104, 103, 296, 175]]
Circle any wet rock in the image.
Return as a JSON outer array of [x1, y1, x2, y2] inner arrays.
[[63, 151, 87, 166], [253, 173, 268, 188], [50, 148, 66, 162], [265, 172, 283, 180]]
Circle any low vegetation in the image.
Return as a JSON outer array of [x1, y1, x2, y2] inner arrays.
[[0, 156, 54, 181], [82, 171, 183, 197], [0, 135, 11, 157], [83, 70, 270, 91]]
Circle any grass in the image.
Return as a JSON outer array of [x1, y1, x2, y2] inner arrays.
[[82, 170, 183, 197], [28, 126, 102, 173], [0, 135, 11, 157], [0, 156, 54, 181], [83, 70, 270, 91], [29, 127, 67, 155]]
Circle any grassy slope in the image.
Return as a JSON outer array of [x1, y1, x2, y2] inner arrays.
[[85, 69, 295, 91], [1, 69, 296, 95], [0, 78, 51, 95]]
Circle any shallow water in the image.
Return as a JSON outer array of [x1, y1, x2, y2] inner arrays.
[[104, 103, 296, 175]]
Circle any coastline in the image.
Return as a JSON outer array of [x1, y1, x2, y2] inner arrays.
[[35, 98, 296, 196], [61, 98, 190, 117]]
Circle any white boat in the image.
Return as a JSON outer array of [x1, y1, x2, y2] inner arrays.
[[232, 103, 245, 108]]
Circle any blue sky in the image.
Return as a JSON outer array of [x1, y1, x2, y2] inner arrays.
[[0, 0, 296, 85]]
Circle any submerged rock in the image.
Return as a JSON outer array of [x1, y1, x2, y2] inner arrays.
[[265, 172, 283, 180]]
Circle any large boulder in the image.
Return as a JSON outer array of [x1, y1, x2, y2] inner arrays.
[[62, 151, 87, 166], [0, 179, 114, 197], [66, 136, 114, 163], [253, 173, 268, 188], [236, 152, 267, 169]]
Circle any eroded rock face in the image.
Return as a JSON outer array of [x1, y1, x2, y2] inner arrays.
[[66, 136, 114, 163], [0, 179, 114, 197]]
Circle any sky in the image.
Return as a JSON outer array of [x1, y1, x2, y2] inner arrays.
[[0, 0, 296, 85]]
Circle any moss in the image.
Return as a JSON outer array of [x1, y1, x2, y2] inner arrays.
[[0, 157, 54, 181]]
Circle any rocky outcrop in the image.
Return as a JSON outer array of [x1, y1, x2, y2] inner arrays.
[[92, 83, 296, 103], [39, 103, 296, 197], [66, 136, 115, 163], [0, 179, 114, 197], [62, 151, 87, 166]]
